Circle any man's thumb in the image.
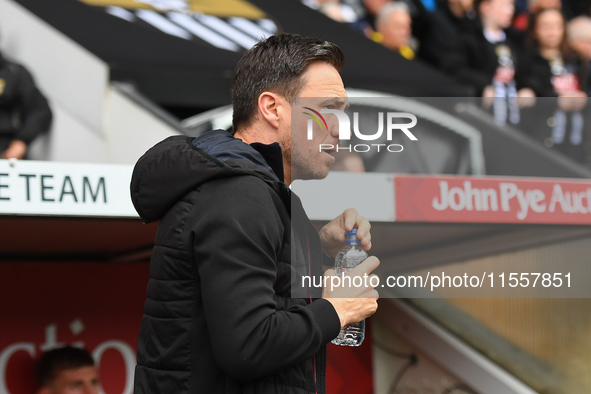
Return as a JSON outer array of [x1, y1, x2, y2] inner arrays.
[[324, 268, 337, 277]]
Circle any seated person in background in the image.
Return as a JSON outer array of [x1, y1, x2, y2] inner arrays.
[[363, 0, 393, 29], [568, 16, 591, 94], [421, 0, 476, 65], [364, 0, 431, 48], [441, 0, 536, 126], [528, 8, 586, 98], [375, 2, 417, 59], [0, 53, 52, 160], [36, 346, 99, 394], [526, 8, 588, 162]]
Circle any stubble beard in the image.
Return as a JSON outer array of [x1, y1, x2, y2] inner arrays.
[[281, 125, 331, 181], [290, 145, 331, 181]]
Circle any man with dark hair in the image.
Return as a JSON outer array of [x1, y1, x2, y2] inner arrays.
[[35, 346, 99, 394], [131, 33, 379, 394], [231, 33, 345, 133]]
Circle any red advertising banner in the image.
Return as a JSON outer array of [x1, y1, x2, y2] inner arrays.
[[0, 263, 150, 394], [0, 262, 372, 394], [395, 175, 591, 224]]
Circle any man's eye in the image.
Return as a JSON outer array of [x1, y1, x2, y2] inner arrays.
[[324, 105, 334, 109]]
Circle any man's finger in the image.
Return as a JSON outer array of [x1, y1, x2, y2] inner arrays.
[[343, 208, 359, 231], [324, 269, 337, 277], [354, 216, 370, 239], [359, 231, 371, 250], [371, 289, 380, 300]]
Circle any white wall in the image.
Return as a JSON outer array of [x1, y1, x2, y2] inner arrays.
[[0, 0, 182, 164], [28, 104, 108, 163], [104, 86, 178, 164]]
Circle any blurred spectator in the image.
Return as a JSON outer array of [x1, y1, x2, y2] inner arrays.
[[36, 346, 99, 394], [375, 2, 417, 59], [0, 52, 52, 160], [445, 0, 477, 25], [525, 8, 588, 162], [362, 0, 432, 51], [567, 17, 591, 97], [401, 0, 436, 54], [528, 8, 585, 96], [363, 0, 391, 28], [302, 0, 366, 24], [513, 0, 561, 31], [441, 0, 535, 125], [568, 16, 591, 64], [420, 0, 476, 65]]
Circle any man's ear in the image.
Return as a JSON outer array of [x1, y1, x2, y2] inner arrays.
[[257, 92, 281, 129]]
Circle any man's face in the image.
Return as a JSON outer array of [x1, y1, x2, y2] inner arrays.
[[288, 62, 347, 181], [41, 366, 99, 394], [379, 11, 412, 51]]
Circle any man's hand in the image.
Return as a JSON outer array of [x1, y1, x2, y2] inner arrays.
[[517, 88, 536, 108], [323, 256, 380, 327], [319, 208, 371, 258], [1, 140, 27, 159]]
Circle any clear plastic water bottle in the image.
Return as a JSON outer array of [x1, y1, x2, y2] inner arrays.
[[331, 229, 368, 347]]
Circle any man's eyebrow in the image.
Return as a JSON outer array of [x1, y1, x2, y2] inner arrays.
[[320, 97, 349, 108]]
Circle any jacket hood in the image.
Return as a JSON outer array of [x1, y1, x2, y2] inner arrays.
[[130, 130, 285, 222]]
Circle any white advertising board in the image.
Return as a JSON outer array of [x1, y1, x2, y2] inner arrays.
[[0, 159, 138, 218]]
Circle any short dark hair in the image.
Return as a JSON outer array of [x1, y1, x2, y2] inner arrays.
[[231, 33, 344, 133], [36, 346, 95, 387]]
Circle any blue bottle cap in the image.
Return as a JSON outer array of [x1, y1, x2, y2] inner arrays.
[[345, 229, 357, 235]]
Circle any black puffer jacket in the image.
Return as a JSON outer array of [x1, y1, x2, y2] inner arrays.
[[130, 130, 341, 394]]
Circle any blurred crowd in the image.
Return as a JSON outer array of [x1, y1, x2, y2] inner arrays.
[[304, 0, 591, 166]]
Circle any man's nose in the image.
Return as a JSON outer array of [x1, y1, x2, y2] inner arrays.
[[329, 123, 342, 138], [83, 383, 99, 394]]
